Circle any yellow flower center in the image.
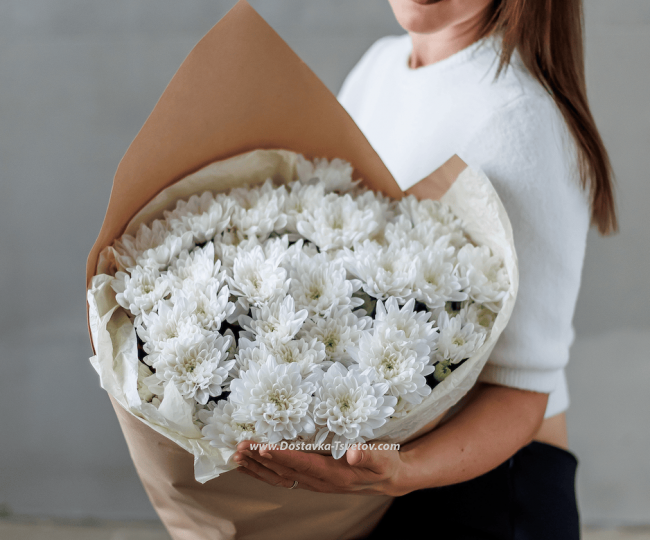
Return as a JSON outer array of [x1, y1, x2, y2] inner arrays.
[[236, 422, 255, 432], [309, 285, 323, 301], [269, 390, 290, 410], [338, 397, 353, 412], [323, 332, 339, 352]]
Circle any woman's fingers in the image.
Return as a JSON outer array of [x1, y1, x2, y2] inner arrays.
[[237, 442, 327, 479], [246, 449, 298, 477], [249, 450, 344, 492], [252, 445, 350, 484], [235, 455, 338, 492], [235, 455, 294, 489]]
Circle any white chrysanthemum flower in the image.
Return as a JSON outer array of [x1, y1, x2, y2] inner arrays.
[[299, 306, 371, 364], [112, 265, 171, 318], [374, 298, 438, 351], [228, 244, 290, 307], [382, 215, 418, 249], [172, 279, 234, 333], [390, 396, 416, 419], [136, 297, 204, 365], [218, 234, 289, 284], [295, 155, 359, 193], [413, 245, 468, 309], [398, 195, 462, 230], [384, 216, 467, 253], [222, 327, 237, 356], [313, 363, 396, 459], [229, 357, 316, 444], [353, 190, 394, 238], [297, 193, 379, 251], [131, 232, 195, 270], [215, 328, 238, 390], [464, 302, 497, 334], [164, 190, 213, 222], [289, 252, 362, 316], [456, 244, 509, 311], [132, 218, 169, 246], [199, 401, 266, 450], [436, 311, 486, 364], [238, 295, 308, 346], [262, 234, 291, 261], [168, 242, 223, 288], [146, 333, 235, 405], [233, 339, 273, 376], [268, 338, 329, 377], [163, 191, 232, 242], [235, 338, 328, 378], [277, 238, 315, 272], [282, 181, 326, 234], [137, 362, 156, 403], [213, 229, 249, 275], [170, 192, 235, 244], [446, 230, 470, 250], [230, 179, 287, 238], [350, 327, 433, 405], [112, 220, 170, 270], [342, 241, 416, 302]]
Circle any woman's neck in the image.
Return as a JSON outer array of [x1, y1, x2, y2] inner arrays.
[[408, 9, 492, 69]]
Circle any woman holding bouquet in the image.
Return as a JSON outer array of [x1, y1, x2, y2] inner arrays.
[[233, 0, 617, 538]]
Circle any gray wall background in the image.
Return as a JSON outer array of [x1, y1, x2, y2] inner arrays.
[[0, 0, 648, 528]]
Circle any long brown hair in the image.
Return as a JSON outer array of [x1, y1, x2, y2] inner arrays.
[[482, 0, 617, 234]]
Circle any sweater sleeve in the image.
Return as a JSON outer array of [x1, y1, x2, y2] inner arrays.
[[459, 94, 591, 394]]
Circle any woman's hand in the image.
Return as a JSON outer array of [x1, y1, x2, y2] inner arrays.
[[232, 441, 413, 496], [232, 384, 548, 496]]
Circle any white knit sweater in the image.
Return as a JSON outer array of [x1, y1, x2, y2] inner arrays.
[[338, 34, 590, 417]]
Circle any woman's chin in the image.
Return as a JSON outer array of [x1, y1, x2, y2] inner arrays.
[[388, 0, 451, 34]]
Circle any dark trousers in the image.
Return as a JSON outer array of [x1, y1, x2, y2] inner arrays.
[[368, 441, 580, 540]]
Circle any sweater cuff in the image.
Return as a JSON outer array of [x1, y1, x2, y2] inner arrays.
[[477, 364, 562, 394]]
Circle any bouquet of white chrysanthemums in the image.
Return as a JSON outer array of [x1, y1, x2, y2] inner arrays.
[[99, 154, 509, 462]]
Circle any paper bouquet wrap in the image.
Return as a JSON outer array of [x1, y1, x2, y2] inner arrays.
[[86, 3, 517, 540]]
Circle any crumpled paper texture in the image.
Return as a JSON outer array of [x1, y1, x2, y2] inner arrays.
[[88, 148, 518, 483]]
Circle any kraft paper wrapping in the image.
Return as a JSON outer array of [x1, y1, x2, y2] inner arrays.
[[85, 3, 518, 539]]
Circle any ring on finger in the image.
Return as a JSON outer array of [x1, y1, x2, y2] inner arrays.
[[287, 480, 299, 490]]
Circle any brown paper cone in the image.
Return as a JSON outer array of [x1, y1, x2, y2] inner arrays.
[[86, 0, 410, 289], [88, 2, 468, 538], [110, 396, 392, 540], [405, 154, 467, 201]]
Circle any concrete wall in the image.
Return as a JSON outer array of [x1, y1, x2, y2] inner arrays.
[[0, 0, 647, 526]]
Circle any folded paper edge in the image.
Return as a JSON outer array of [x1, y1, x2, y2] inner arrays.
[[405, 154, 468, 201]]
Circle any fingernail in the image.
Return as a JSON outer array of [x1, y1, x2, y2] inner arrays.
[[243, 450, 254, 458], [235, 459, 248, 468], [260, 452, 272, 460]]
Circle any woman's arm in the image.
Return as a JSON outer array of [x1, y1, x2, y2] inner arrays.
[[233, 383, 548, 496], [395, 383, 548, 493]]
